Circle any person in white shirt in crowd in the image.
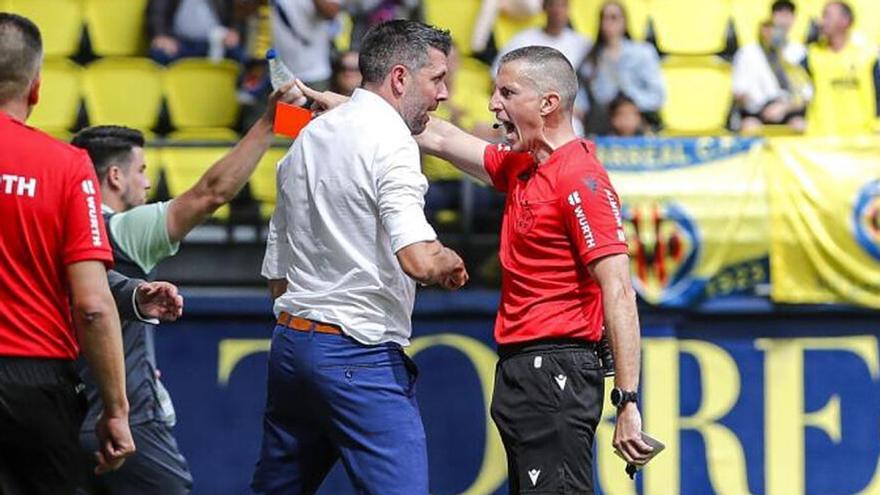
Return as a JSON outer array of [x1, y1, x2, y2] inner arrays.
[[577, 0, 664, 135], [272, 0, 342, 90], [732, 17, 813, 134], [252, 20, 467, 495], [491, 0, 591, 78]]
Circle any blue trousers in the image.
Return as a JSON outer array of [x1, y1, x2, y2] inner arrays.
[[251, 325, 428, 495]]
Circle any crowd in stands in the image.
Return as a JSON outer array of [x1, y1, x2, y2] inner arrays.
[[7, 0, 880, 234]]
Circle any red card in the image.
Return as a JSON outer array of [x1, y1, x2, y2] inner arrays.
[[274, 102, 313, 138]]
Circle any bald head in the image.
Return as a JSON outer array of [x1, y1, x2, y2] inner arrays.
[[0, 13, 42, 104], [498, 45, 577, 113]]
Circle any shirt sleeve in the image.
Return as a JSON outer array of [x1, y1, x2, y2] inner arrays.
[[375, 141, 437, 253], [63, 151, 113, 267], [108, 201, 180, 274], [558, 171, 629, 267], [483, 143, 513, 192]]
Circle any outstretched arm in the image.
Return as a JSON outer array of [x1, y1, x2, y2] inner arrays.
[[415, 117, 491, 184], [165, 83, 305, 243]]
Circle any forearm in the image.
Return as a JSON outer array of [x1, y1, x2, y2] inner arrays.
[[416, 118, 490, 183], [202, 118, 274, 202], [107, 270, 143, 321], [74, 295, 129, 416], [603, 283, 641, 391]]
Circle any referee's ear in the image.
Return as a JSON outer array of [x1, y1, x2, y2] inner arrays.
[[540, 91, 561, 117]]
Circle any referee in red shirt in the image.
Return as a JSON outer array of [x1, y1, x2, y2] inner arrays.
[[415, 45, 654, 493], [0, 13, 135, 494]]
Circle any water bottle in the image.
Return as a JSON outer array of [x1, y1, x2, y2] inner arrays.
[[266, 48, 295, 90]]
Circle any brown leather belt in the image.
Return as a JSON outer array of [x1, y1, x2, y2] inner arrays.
[[277, 312, 343, 335]]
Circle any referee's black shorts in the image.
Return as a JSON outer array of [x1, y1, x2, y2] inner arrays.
[[490, 339, 605, 495], [0, 356, 88, 495]]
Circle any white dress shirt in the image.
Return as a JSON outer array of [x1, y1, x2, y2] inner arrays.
[[262, 89, 437, 346]]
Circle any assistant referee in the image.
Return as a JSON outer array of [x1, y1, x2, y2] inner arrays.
[[0, 13, 134, 494]]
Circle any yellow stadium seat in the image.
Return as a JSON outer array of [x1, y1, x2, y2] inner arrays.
[[493, 12, 545, 49], [660, 56, 732, 135], [163, 59, 240, 135], [168, 128, 240, 142], [29, 58, 82, 138], [333, 11, 354, 52], [160, 146, 231, 219], [84, 0, 148, 56], [568, 0, 602, 41], [848, 0, 880, 45], [451, 56, 493, 125], [7, 0, 83, 57], [82, 57, 163, 132], [249, 147, 289, 219], [423, 0, 482, 55], [620, 0, 651, 40], [651, 0, 731, 54]]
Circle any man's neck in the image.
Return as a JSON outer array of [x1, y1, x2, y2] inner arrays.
[[362, 83, 402, 115], [530, 121, 578, 164], [828, 32, 848, 51], [0, 101, 29, 123], [101, 190, 125, 213], [544, 25, 565, 37]]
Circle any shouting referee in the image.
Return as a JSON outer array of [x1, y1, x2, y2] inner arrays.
[[0, 13, 134, 494]]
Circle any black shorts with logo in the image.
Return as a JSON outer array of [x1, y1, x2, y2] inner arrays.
[[490, 339, 605, 495], [0, 356, 87, 495]]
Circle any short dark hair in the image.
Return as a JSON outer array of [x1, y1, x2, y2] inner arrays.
[[71, 126, 145, 181], [358, 20, 451, 84], [0, 13, 42, 103], [829, 1, 854, 24], [771, 0, 796, 14], [499, 45, 578, 111], [609, 92, 638, 116]]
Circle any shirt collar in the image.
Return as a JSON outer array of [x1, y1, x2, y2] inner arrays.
[[349, 88, 412, 136], [101, 204, 115, 214]]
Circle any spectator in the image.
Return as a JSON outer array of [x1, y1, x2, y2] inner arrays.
[[732, 19, 813, 134], [769, 0, 808, 65], [147, 0, 244, 65], [577, 0, 664, 135], [346, 0, 420, 51], [805, 0, 880, 135], [608, 93, 648, 137], [491, 0, 590, 78], [272, 0, 342, 90], [471, 0, 542, 55], [330, 50, 362, 96]]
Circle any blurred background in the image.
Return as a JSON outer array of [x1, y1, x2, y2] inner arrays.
[[5, 0, 880, 493]]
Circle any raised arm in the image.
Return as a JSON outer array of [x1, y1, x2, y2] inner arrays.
[[165, 84, 305, 243], [415, 117, 491, 184]]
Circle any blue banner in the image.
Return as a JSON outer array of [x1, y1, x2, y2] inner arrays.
[[156, 293, 880, 495]]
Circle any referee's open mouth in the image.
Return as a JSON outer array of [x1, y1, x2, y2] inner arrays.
[[497, 118, 518, 143]]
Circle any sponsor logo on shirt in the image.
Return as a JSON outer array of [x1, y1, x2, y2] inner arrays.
[[0, 173, 37, 198], [568, 190, 596, 249], [605, 188, 626, 242], [81, 179, 102, 247]]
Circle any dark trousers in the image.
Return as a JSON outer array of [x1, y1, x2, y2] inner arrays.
[[0, 357, 87, 495], [78, 420, 193, 495], [490, 340, 605, 495]]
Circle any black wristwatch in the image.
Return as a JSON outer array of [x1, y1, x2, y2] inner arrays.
[[610, 388, 638, 408]]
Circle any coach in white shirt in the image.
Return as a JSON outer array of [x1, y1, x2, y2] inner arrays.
[[251, 20, 467, 495]]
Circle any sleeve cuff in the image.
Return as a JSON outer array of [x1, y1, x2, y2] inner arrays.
[[132, 285, 160, 325]]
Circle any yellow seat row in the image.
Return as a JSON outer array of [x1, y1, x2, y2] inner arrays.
[[4, 0, 148, 57], [424, 0, 880, 57], [30, 57, 240, 141], [143, 145, 288, 220]]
